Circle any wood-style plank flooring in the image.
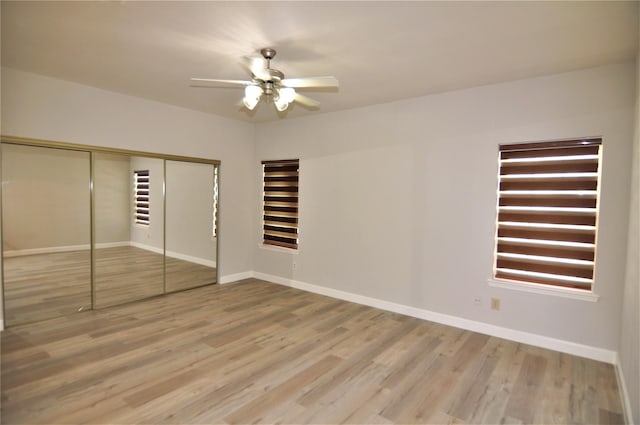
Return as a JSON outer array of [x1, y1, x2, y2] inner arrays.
[[1, 279, 624, 424], [2, 250, 91, 326], [3, 246, 217, 326]]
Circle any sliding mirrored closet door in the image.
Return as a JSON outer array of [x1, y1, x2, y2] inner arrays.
[[1, 144, 91, 326], [1, 139, 220, 326], [93, 153, 165, 308]]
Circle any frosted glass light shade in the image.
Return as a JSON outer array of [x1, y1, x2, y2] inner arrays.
[[243, 85, 263, 110], [274, 98, 288, 111], [274, 87, 296, 111], [279, 87, 296, 103]]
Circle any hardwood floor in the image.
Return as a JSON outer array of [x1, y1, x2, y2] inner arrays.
[[3, 246, 217, 326], [0, 279, 624, 424], [95, 245, 164, 308], [165, 254, 217, 293], [2, 250, 92, 326]]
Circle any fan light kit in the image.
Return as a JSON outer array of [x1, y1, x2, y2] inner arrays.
[[191, 48, 339, 113]]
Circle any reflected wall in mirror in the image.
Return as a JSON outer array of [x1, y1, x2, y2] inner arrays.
[[165, 161, 218, 292], [1, 144, 91, 326], [94, 154, 164, 308]]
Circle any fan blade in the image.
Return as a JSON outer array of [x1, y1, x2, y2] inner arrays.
[[281, 76, 339, 88], [242, 56, 271, 81], [190, 78, 251, 86], [294, 93, 320, 108]]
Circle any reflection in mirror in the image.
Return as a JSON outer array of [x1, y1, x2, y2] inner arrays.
[[1, 144, 91, 326], [165, 161, 218, 292], [94, 154, 164, 307]]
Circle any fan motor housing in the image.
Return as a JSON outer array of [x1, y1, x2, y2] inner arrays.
[[263, 81, 274, 96]]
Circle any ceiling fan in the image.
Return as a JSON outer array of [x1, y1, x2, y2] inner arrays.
[[191, 48, 339, 112]]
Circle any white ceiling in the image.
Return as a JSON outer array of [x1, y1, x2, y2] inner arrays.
[[2, 1, 638, 123]]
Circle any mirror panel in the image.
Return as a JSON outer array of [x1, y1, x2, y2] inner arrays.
[[94, 154, 164, 307], [165, 160, 218, 292], [1, 144, 91, 325]]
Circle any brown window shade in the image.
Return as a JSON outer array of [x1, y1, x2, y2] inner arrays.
[[134, 170, 150, 226], [494, 138, 602, 291], [262, 159, 299, 249]]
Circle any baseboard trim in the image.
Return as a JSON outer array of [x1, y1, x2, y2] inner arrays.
[[253, 272, 617, 364], [127, 242, 216, 267], [96, 242, 132, 249], [129, 241, 164, 255], [615, 353, 634, 425], [4, 244, 90, 257], [165, 250, 216, 268], [4, 241, 132, 257], [5, 242, 216, 269], [219, 271, 254, 284]]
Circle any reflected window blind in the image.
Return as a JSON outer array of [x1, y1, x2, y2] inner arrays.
[[495, 139, 602, 290], [213, 166, 219, 238], [262, 159, 299, 249], [134, 169, 150, 226]]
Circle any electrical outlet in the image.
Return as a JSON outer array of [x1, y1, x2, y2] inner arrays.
[[491, 298, 501, 311], [473, 296, 482, 306], [292, 261, 297, 270]]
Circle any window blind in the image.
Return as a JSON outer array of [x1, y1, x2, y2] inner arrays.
[[213, 166, 218, 238], [262, 159, 299, 249], [134, 169, 150, 226], [495, 139, 602, 290]]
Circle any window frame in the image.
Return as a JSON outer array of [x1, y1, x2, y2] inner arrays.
[[492, 138, 602, 294]]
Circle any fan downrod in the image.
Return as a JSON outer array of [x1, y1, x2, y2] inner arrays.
[[258, 47, 284, 81]]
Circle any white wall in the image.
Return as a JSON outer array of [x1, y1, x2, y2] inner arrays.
[[254, 62, 636, 354], [1, 143, 91, 252], [95, 153, 217, 263], [1, 67, 255, 286], [94, 152, 131, 245], [165, 160, 217, 263], [619, 22, 640, 423]]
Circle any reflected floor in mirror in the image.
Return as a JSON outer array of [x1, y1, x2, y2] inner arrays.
[[3, 246, 216, 325], [2, 251, 92, 326], [95, 246, 164, 308]]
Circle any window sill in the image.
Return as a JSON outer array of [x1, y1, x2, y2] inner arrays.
[[488, 277, 599, 302], [258, 243, 299, 255]]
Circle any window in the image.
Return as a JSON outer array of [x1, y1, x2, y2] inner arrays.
[[262, 159, 299, 249], [494, 138, 602, 291], [134, 169, 150, 225]]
